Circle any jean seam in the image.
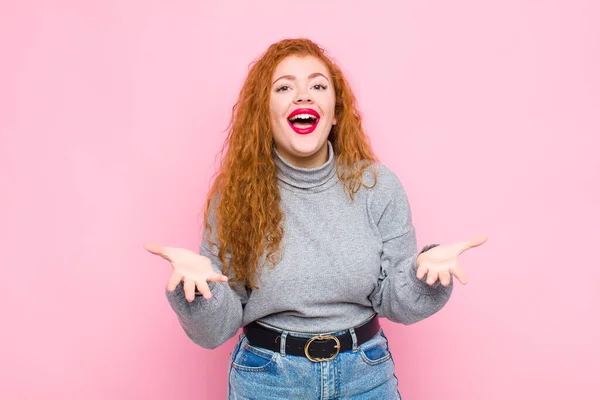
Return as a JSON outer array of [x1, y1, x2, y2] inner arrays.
[[227, 335, 245, 398]]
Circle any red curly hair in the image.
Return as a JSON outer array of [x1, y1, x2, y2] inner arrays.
[[204, 38, 379, 290]]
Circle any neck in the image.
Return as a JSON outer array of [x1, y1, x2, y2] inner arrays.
[[272, 140, 337, 192]]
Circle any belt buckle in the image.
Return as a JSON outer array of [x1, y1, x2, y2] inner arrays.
[[304, 335, 341, 362]]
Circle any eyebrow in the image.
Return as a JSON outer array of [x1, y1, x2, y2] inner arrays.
[[272, 72, 330, 85]]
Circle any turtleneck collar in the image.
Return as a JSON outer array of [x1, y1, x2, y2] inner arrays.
[[273, 141, 338, 193]]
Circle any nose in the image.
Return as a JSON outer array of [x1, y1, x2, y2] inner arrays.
[[293, 90, 313, 104]]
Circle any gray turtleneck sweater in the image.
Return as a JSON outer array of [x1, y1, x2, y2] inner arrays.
[[166, 141, 453, 349]]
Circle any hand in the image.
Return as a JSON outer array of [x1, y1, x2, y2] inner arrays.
[[416, 235, 488, 286], [144, 243, 229, 302]]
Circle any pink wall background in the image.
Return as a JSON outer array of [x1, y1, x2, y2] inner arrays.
[[1, 1, 598, 399]]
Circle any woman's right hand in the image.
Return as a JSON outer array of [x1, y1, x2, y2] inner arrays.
[[144, 243, 229, 302]]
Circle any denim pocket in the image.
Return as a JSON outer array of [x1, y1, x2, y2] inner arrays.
[[231, 335, 279, 372], [359, 328, 392, 366]]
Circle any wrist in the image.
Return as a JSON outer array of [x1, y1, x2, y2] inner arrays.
[[419, 243, 439, 255], [417, 243, 439, 268]]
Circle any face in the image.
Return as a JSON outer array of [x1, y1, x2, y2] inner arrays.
[[269, 55, 336, 168]]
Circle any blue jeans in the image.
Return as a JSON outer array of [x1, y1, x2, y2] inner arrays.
[[227, 322, 402, 399]]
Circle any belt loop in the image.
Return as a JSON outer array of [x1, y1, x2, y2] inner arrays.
[[349, 327, 358, 352], [279, 331, 288, 356]]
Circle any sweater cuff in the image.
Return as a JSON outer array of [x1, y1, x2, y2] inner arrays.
[[165, 280, 225, 321], [194, 281, 217, 296], [168, 280, 217, 303]]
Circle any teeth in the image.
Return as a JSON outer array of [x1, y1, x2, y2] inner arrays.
[[289, 113, 317, 121]]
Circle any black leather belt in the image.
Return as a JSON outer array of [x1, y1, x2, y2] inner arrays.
[[242, 316, 380, 362]]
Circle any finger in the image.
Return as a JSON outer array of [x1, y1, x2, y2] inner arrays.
[[426, 270, 439, 286], [144, 243, 164, 254], [144, 243, 172, 261], [183, 278, 197, 302], [416, 265, 429, 280], [450, 266, 468, 285], [469, 234, 488, 248], [207, 273, 228, 283], [439, 271, 452, 286], [166, 272, 183, 292], [196, 280, 213, 300], [458, 235, 488, 254]]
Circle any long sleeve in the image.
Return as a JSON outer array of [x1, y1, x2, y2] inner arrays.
[[368, 166, 453, 324], [165, 201, 248, 349]]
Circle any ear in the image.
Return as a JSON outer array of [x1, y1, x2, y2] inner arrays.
[[332, 117, 337, 125]]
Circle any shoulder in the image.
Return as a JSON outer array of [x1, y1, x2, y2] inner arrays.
[[361, 162, 411, 220], [361, 162, 406, 197]]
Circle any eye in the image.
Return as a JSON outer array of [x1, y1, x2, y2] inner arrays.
[[275, 85, 292, 92], [313, 84, 328, 90]]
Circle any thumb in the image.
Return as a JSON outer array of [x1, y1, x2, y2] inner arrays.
[[458, 234, 488, 254], [144, 243, 171, 260], [468, 234, 488, 248]]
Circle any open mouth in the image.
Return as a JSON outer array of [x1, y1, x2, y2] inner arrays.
[[287, 108, 320, 134]]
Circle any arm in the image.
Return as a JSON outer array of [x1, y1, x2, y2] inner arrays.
[[368, 166, 453, 324]]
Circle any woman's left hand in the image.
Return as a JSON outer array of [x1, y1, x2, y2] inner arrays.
[[416, 235, 488, 286]]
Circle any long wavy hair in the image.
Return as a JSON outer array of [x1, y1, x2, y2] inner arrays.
[[204, 38, 379, 290]]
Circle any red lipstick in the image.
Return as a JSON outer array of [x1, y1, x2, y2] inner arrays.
[[287, 108, 321, 135]]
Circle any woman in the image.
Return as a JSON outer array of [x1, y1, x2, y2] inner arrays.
[[145, 38, 486, 399]]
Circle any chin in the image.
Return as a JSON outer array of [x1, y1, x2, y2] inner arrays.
[[289, 136, 326, 154], [273, 122, 330, 161]]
